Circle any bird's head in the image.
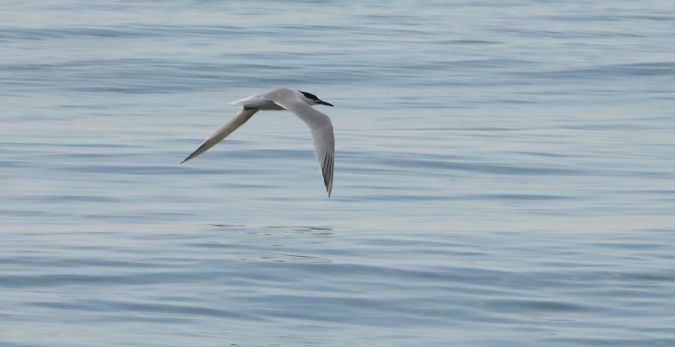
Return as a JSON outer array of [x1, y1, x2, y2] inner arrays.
[[299, 91, 334, 107]]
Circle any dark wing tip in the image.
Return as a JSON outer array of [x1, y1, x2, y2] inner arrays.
[[180, 141, 210, 164], [321, 151, 334, 197], [179, 154, 194, 164]]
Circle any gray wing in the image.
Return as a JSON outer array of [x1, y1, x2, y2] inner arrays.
[[273, 98, 334, 196], [181, 108, 257, 163]]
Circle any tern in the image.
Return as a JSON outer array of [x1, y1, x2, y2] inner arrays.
[[181, 88, 335, 196]]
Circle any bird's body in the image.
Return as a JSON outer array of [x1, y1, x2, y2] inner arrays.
[[181, 88, 335, 196]]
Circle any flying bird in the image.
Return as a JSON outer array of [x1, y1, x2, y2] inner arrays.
[[181, 88, 335, 196]]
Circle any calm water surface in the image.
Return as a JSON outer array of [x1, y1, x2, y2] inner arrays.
[[2, 1, 675, 346]]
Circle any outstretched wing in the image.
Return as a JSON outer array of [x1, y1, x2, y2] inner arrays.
[[273, 98, 334, 196], [181, 108, 258, 163]]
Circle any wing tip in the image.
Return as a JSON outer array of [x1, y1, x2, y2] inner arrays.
[[180, 141, 210, 165], [321, 151, 334, 198], [179, 152, 197, 164]]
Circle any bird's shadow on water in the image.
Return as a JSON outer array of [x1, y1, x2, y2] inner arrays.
[[209, 224, 333, 235], [200, 224, 335, 263]]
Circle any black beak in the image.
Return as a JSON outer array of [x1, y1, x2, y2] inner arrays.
[[317, 100, 334, 107]]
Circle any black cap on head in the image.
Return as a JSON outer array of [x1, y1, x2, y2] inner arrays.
[[299, 91, 318, 101], [299, 90, 334, 107]]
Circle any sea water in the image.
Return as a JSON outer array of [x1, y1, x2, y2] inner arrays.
[[1, 1, 675, 346]]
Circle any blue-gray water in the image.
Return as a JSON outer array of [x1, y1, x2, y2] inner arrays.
[[2, 1, 675, 346]]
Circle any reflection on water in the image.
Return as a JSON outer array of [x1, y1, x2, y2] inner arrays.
[[200, 224, 335, 263]]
